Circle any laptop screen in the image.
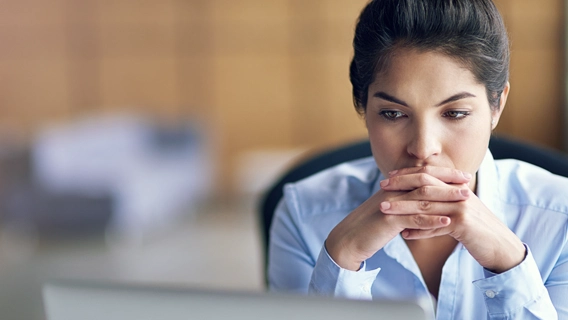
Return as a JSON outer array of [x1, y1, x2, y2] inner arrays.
[[43, 280, 428, 320]]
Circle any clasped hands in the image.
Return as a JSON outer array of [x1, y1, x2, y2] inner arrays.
[[325, 166, 526, 273]]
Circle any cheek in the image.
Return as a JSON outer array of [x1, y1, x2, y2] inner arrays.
[[444, 121, 491, 172], [367, 121, 394, 150], [367, 124, 404, 170]]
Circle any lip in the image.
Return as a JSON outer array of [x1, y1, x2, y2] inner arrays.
[[396, 163, 452, 170], [402, 163, 432, 168]]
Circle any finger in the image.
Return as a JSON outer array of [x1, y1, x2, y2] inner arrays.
[[388, 166, 472, 184], [380, 172, 448, 191], [404, 185, 469, 202], [379, 186, 469, 203], [385, 214, 451, 230], [401, 226, 452, 240], [380, 199, 464, 215]]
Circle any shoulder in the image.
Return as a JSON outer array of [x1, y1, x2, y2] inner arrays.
[[494, 160, 568, 275], [282, 156, 379, 217], [495, 159, 568, 215]]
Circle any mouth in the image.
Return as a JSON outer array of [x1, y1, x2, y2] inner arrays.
[[395, 162, 454, 171], [403, 163, 434, 169]]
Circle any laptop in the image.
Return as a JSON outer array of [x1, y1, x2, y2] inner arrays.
[[43, 280, 429, 320]]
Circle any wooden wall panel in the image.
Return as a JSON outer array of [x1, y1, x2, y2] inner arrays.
[[289, 55, 332, 146], [0, 60, 70, 129], [174, 0, 211, 23], [0, 25, 67, 59], [211, 0, 289, 23], [494, 0, 564, 149], [326, 54, 367, 144], [97, 0, 176, 25], [287, 0, 369, 148], [65, 59, 101, 115], [177, 57, 216, 115], [98, 24, 176, 58], [174, 2, 214, 116], [325, 0, 372, 21], [0, 0, 67, 27], [212, 20, 289, 56], [99, 57, 179, 113], [212, 55, 293, 150], [64, 1, 100, 116], [176, 23, 213, 56], [505, 50, 564, 146]]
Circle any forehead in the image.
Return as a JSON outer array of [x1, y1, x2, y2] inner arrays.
[[369, 48, 484, 97]]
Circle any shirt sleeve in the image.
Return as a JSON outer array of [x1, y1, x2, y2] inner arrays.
[[472, 244, 562, 319], [268, 194, 380, 298], [309, 245, 380, 300], [545, 235, 568, 318], [268, 198, 315, 293]]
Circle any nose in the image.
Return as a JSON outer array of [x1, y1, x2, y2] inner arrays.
[[406, 120, 442, 162]]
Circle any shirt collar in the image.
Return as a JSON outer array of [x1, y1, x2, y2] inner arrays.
[[476, 149, 506, 224], [371, 168, 384, 195]]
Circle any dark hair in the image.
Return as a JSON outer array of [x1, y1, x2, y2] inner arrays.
[[350, 0, 509, 114]]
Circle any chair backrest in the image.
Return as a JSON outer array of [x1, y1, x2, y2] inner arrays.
[[258, 135, 568, 286]]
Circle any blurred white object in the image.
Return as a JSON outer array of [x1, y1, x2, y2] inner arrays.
[[31, 114, 215, 240]]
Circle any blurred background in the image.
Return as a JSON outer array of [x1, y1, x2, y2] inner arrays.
[[0, 0, 565, 319]]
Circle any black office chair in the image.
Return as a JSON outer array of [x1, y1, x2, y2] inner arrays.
[[258, 135, 568, 286]]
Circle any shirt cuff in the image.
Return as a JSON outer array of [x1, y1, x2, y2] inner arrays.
[[472, 244, 550, 316], [309, 245, 380, 300]]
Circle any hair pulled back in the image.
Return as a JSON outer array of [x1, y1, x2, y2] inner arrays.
[[350, 0, 509, 114]]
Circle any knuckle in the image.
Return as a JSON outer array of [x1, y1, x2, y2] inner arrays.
[[417, 186, 430, 197], [389, 175, 398, 185], [418, 200, 431, 211], [418, 173, 430, 185], [413, 215, 425, 227]]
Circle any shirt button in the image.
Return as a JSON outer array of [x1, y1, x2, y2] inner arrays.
[[485, 290, 496, 298], [361, 284, 371, 294]]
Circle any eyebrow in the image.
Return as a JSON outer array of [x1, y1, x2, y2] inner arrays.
[[435, 92, 477, 107], [373, 91, 476, 107], [373, 92, 408, 106]]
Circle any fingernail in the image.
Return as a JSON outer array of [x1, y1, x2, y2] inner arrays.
[[380, 201, 391, 211], [388, 170, 398, 176], [380, 179, 390, 188], [401, 230, 409, 238], [462, 171, 472, 179], [441, 217, 450, 225], [460, 189, 469, 197]]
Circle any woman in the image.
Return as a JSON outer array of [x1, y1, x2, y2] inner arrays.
[[268, 0, 568, 319]]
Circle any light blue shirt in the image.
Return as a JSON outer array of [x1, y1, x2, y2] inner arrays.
[[268, 151, 568, 319]]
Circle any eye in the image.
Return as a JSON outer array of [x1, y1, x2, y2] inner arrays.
[[379, 110, 407, 121], [443, 110, 470, 120]]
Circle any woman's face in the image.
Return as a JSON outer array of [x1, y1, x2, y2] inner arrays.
[[365, 49, 509, 190]]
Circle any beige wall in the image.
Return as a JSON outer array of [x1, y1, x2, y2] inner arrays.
[[0, 0, 564, 193], [494, 0, 565, 148]]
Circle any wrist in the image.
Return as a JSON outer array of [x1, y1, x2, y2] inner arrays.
[[486, 241, 526, 274], [324, 238, 364, 271]]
